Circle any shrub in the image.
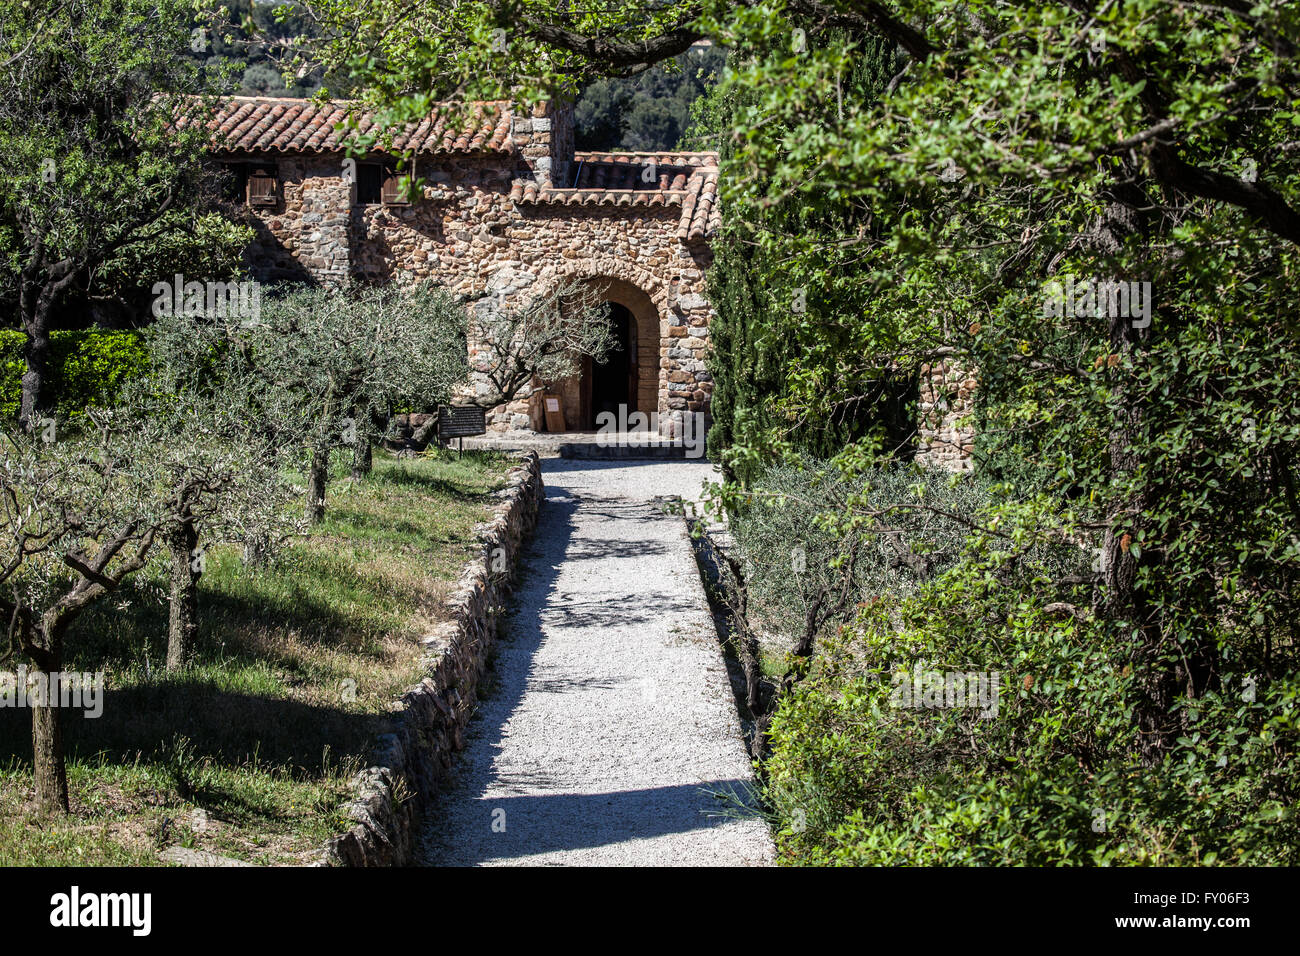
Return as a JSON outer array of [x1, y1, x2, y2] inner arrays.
[[729, 459, 996, 643], [761, 494, 1300, 866], [0, 328, 149, 420]]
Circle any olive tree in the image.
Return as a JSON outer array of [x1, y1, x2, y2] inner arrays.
[[0, 392, 274, 811], [138, 321, 311, 670], [218, 282, 468, 522], [466, 277, 615, 412]]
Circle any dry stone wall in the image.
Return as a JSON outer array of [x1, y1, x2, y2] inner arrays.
[[916, 358, 977, 471], [321, 452, 543, 866]]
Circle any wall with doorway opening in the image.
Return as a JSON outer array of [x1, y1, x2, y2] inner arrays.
[[210, 98, 719, 436], [543, 277, 662, 431]]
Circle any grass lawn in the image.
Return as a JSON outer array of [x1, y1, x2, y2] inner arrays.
[[0, 447, 510, 865]]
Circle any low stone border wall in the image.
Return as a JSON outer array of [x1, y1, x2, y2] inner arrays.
[[320, 451, 544, 866]]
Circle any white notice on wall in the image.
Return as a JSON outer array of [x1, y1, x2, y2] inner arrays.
[[546, 398, 559, 412]]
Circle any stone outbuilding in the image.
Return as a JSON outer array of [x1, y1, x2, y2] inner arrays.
[[201, 96, 719, 435]]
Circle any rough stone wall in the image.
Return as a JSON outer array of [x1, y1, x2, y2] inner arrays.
[[232, 103, 714, 436], [322, 452, 543, 867], [510, 99, 574, 187], [238, 156, 353, 285], [916, 358, 977, 471]]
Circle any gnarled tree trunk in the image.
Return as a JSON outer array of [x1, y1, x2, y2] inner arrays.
[[350, 437, 373, 478], [165, 514, 200, 671], [350, 404, 388, 477], [1087, 175, 1212, 767], [307, 446, 329, 523], [18, 260, 79, 431], [28, 634, 69, 813], [18, 290, 55, 431]]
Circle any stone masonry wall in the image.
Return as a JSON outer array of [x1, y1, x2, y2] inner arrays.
[[916, 358, 977, 471], [322, 452, 543, 866]]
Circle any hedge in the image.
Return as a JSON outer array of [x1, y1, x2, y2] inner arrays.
[[1, 328, 150, 420]]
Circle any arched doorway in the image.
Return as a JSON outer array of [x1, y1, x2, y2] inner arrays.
[[581, 302, 638, 429], [540, 276, 660, 433]]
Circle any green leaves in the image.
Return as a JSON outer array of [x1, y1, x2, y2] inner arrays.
[[281, 0, 1300, 865], [0, 329, 149, 421]]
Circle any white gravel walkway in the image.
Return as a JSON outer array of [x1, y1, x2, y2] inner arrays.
[[418, 459, 773, 866]]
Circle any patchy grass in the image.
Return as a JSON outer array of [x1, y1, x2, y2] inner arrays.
[[0, 448, 510, 866]]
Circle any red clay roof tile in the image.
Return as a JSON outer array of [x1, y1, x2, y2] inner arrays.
[[205, 96, 512, 156], [514, 151, 720, 241], [201, 97, 721, 241]]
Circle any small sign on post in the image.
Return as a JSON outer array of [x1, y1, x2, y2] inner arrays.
[[438, 405, 487, 458]]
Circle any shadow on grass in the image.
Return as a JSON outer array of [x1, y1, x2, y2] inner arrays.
[[66, 569, 396, 679], [366, 456, 506, 502], [321, 503, 464, 546], [0, 679, 382, 779], [186, 585, 391, 658]]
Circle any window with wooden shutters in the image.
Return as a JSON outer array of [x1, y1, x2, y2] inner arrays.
[[247, 167, 278, 206]]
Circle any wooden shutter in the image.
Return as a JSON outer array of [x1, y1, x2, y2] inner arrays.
[[247, 168, 278, 206], [381, 169, 408, 205]]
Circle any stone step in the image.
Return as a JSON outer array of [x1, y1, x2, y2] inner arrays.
[[557, 441, 699, 460], [457, 430, 708, 460], [159, 846, 257, 867]]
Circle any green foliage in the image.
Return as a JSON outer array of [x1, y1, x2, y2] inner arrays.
[[731, 460, 995, 641], [0, 0, 231, 281], [675, 2, 1300, 866], [682, 33, 906, 484], [238, 63, 288, 95], [575, 48, 725, 152], [158, 281, 469, 519], [155, 280, 468, 433], [0, 329, 148, 420], [95, 213, 256, 308], [764, 493, 1300, 865]]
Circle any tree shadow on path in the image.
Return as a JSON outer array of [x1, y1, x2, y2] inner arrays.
[[420, 472, 760, 864]]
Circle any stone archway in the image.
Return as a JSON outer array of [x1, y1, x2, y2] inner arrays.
[[533, 257, 676, 315], [477, 255, 709, 436], [543, 272, 665, 431]]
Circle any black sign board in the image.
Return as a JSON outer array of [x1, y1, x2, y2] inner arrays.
[[438, 405, 487, 440]]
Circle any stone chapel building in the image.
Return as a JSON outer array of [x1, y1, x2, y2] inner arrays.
[[200, 96, 719, 436]]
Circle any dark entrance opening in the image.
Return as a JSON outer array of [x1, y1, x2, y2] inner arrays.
[[584, 303, 637, 428]]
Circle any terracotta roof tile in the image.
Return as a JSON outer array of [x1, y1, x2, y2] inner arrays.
[[514, 150, 720, 241], [204, 96, 512, 156], [196, 96, 724, 242]]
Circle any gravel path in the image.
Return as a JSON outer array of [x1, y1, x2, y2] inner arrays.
[[418, 459, 773, 866]]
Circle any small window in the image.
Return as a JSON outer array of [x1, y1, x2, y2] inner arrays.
[[355, 163, 382, 204], [356, 162, 410, 205], [247, 167, 278, 206]]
